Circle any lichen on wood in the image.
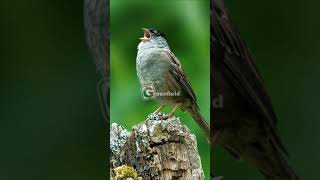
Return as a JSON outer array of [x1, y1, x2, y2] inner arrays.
[[111, 165, 142, 180], [110, 113, 205, 180]]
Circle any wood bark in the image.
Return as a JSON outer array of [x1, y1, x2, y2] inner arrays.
[[110, 113, 205, 180]]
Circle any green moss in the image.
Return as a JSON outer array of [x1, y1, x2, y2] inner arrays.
[[111, 165, 142, 180]]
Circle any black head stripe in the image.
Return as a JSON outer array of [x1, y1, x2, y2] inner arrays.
[[149, 28, 166, 38]]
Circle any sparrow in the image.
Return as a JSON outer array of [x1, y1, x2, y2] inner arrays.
[[136, 28, 210, 143], [212, 0, 299, 179]]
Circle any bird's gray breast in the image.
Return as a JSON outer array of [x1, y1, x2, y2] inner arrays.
[[136, 48, 169, 86]]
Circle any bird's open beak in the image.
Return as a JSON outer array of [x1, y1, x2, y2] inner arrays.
[[140, 28, 151, 41]]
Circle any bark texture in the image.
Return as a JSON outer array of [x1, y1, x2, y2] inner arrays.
[[110, 113, 205, 180]]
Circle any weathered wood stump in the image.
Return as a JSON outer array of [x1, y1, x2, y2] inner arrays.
[[110, 113, 205, 180]]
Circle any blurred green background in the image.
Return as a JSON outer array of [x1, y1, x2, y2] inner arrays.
[[0, 0, 106, 179], [0, 0, 319, 179], [214, 0, 320, 179], [110, 0, 211, 178]]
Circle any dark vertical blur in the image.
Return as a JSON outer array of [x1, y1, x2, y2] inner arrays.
[[0, 0, 107, 179], [214, 0, 320, 179]]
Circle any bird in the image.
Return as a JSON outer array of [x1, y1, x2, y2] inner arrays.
[[212, 0, 299, 179], [136, 28, 210, 143]]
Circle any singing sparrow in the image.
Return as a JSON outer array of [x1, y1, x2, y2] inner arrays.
[[136, 28, 210, 142], [212, 0, 299, 179]]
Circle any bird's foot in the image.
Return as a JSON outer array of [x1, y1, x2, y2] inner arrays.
[[162, 104, 179, 120], [163, 113, 174, 120], [152, 105, 165, 115]]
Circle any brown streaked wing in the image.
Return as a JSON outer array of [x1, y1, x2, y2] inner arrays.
[[163, 49, 198, 104]]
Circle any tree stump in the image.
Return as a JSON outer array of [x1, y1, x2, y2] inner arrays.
[[110, 113, 205, 180]]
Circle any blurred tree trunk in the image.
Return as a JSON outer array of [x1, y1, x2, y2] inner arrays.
[[110, 113, 205, 180]]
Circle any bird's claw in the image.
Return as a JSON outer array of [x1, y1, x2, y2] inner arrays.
[[162, 113, 174, 120]]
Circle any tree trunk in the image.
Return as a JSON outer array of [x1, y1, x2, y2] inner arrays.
[[110, 113, 205, 180]]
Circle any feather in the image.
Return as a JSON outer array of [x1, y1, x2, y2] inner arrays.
[[163, 49, 198, 104], [212, 0, 299, 179]]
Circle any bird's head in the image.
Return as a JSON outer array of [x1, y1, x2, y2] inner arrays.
[[138, 28, 169, 49]]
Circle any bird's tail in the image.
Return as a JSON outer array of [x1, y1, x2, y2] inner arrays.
[[188, 105, 210, 143], [257, 147, 299, 180], [239, 132, 299, 180]]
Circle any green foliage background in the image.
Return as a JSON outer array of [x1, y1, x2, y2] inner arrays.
[[110, 0, 211, 178]]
